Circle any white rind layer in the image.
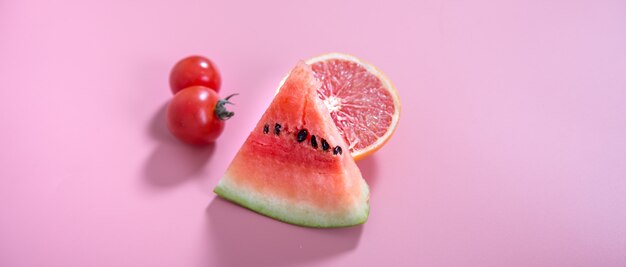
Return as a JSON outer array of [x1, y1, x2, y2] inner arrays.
[[214, 174, 370, 228]]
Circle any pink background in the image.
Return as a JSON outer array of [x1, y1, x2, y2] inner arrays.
[[1, 0, 625, 266]]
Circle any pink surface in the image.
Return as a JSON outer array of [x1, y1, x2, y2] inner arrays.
[[1, 0, 625, 266]]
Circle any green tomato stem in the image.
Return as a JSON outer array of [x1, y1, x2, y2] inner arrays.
[[215, 93, 238, 121]]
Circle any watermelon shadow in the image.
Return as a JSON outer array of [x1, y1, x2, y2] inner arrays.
[[357, 155, 379, 190], [205, 197, 363, 267], [143, 102, 216, 187]]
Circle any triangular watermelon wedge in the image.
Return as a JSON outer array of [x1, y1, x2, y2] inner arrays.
[[214, 62, 370, 228]]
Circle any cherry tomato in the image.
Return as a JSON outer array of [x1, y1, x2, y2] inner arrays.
[[166, 86, 236, 145], [169, 55, 222, 94]]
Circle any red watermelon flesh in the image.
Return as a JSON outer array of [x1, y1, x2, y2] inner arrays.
[[214, 62, 369, 227]]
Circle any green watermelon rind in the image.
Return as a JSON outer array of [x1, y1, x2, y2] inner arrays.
[[214, 177, 370, 228]]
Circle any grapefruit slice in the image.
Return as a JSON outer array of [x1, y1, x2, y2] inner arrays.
[[305, 53, 401, 160], [214, 62, 369, 228]]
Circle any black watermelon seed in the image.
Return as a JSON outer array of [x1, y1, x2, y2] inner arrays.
[[333, 146, 343, 155], [297, 129, 308, 142], [310, 135, 318, 149], [274, 123, 282, 135], [263, 124, 269, 134], [321, 139, 330, 151]]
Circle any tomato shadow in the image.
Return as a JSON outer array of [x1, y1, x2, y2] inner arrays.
[[148, 101, 171, 142], [143, 102, 215, 188], [357, 155, 379, 190], [204, 197, 363, 267]]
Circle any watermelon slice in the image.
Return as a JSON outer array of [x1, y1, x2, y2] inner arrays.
[[214, 63, 370, 228]]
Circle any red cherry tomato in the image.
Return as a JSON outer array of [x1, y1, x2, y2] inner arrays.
[[166, 86, 236, 145], [169, 55, 222, 94]]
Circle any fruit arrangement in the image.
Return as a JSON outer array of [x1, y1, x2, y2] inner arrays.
[[163, 53, 399, 227]]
